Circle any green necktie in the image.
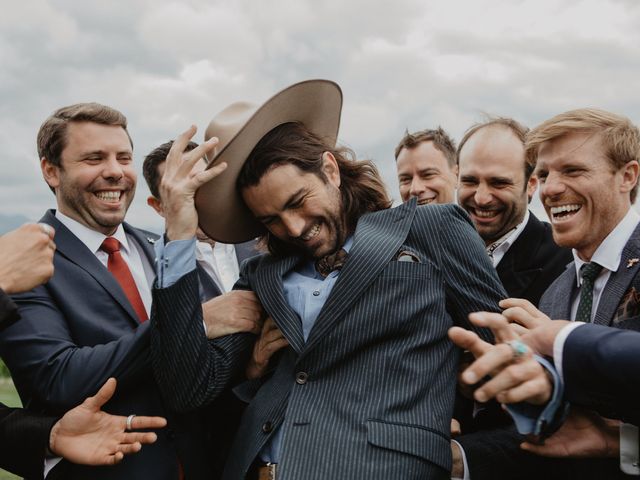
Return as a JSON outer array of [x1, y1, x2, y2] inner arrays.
[[575, 262, 604, 322]]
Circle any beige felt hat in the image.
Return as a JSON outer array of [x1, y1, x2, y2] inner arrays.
[[195, 79, 343, 243]]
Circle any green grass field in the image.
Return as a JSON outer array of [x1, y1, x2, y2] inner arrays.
[[0, 379, 24, 479]]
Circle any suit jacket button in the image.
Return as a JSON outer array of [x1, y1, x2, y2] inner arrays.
[[295, 371, 308, 385], [262, 421, 273, 433]]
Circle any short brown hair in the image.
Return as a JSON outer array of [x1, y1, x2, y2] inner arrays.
[[394, 127, 457, 167], [525, 108, 640, 202], [238, 122, 392, 257], [143, 140, 199, 198], [457, 116, 533, 180], [37, 103, 131, 167]]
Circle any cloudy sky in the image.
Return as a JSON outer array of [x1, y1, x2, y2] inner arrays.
[[1, 0, 639, 233]]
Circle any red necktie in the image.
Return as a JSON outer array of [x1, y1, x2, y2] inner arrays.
[[101, 237, 148, 322]]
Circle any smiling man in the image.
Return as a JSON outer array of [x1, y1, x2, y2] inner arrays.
[[149, 80, 507, 480], [456, 117, 571, 305], [0, 103, 251, 479], [395, 128, 458, 205]]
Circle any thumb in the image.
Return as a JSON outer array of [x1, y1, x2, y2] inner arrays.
[[84, 378, 117, 410]]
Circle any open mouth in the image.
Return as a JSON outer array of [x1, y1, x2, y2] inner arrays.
[[469, 207, 500, 220], [95, 191, 122, 203], [301, 222, 321, 241], [417, 198, 436, 206], [549, 204, 581, 223]]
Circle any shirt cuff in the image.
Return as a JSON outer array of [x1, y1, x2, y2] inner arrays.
[[553, 322, 585, 382], [451, 440, 471, 480], [620, 423, 640, 475], [154, 236, 197, 288], [44, 456, 62, 478], [505, 354, 568, 439]]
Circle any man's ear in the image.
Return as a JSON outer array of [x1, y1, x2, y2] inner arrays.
[[620, 160, 639, 198], [147, 196, 165, 218], [526, 174, 539, 203], [321, 151, 341, 188], [41, 157, 60, 190]]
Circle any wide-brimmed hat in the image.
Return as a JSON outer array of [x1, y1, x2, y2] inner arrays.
[[195, 79, 343, 243]]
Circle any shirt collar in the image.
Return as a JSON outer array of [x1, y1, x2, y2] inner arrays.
[[572, 207, 640, 286], [55, 210, 130, 255], [486, 210, 530, 256]]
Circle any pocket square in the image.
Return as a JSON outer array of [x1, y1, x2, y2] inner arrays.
[[613, 286, 640, 325], [394, 248, 421, 263]]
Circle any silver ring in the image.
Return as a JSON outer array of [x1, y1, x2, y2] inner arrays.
[[507, 339, 529, 360], [126, 414, 136, 431], [39, 223, 52, 236]]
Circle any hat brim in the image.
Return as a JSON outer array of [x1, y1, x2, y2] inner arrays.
[[195, 79, 343, 243]]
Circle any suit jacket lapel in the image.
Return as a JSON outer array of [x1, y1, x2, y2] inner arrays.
[[496, 215, 541, 297], [594, 223, 640, 326], [42, 211, 147, 327], [548, 267, 576, 320], [303, 201, 417, 353], [253, 254, 306, 353]]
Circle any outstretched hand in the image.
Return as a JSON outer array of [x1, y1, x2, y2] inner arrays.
[[49, 378, 167, 465], [521, 408, 619, 458], [448, 311, 552, 405], [160, 126, 228, 242]]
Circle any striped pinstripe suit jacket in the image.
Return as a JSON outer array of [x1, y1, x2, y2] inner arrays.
[[153, 200, 505, 479]]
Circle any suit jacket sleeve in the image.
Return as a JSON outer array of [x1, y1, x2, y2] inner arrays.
[[150, 269, 253, 413], [431, 205, 506, 342], [0, 403, 56, 479], [0, 285, 152, 412], [0, 289, 20, 332], [563, 323, 640, 425]]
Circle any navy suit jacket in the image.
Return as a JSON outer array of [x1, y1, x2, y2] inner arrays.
[[0, 210, 222, 479], [152, 201, 505, 480], [563, 323, 640, 425], [0, 290, 57, 479]]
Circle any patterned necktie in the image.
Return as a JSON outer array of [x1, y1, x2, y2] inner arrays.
[[315, 248, 348, 277], [575, 262, 604, 322], [101, 237, 148, 322]]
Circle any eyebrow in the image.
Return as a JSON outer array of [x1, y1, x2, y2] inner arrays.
[[254, 187, 306, 222]]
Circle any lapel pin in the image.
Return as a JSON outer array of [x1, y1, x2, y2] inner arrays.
[[627, 258, 639, 269], [146, 236, 157, 245]]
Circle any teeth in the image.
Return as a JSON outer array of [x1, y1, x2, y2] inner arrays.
[[418, 198, 435, 206], [301, 223, 320, 241], [474, 209, 498, 218], [550, 204, 581, 216], [96, 191, 121, 201]]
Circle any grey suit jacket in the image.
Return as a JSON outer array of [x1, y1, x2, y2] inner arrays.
[[153, 200, 505, 480], [540, 221, 640, 331]]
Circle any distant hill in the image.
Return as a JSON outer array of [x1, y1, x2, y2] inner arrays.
[[0, 213, 32, 234]]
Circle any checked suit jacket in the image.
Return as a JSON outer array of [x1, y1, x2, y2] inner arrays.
[[152, 200, 507, 480]]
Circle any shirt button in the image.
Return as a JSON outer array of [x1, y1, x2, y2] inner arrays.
[[313, 290, 320, 296], [262, 421, 273, 433], [295, 371, 309, 384]]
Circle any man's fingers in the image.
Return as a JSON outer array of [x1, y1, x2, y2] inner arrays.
[[167, 126, 198, 169], [499, 297, 539, 315], [127, 415, 167, 431], [85, 378, 117, 410], [468, 311, 518, 343], [121, 431, 159, 445], [448, 327, 492, 359], [520, 441, 566, 457], [194, 161, 227, 187], [462, 343, 514, 390], [496, 375, 552, 405], [509, 323, 529, 336], [474, 357, 539, 402], [116, 442, 143, 455]]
